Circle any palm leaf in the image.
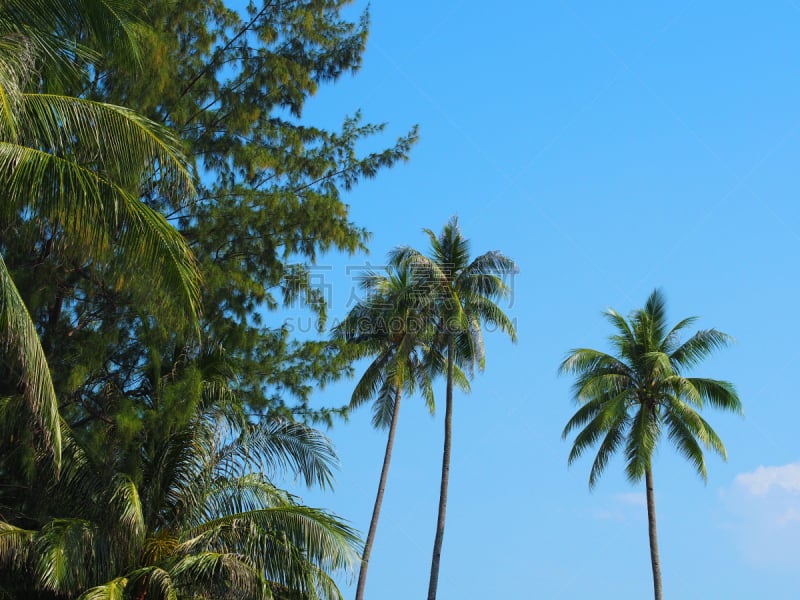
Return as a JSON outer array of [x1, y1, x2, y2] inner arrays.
[[670, 329, 734, 370], [589, 418, 627, 489], [170, 552, 266, 599], [233, 419, 338, 489], [624, 406, 660, 483], [34, 518, 99, 593], [0, 94, 200, 323], [75, 577, 128, 600], [663, 407, 708, 480], [0, 253, 60, 467]]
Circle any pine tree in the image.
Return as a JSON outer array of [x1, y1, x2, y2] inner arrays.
[[3, 0, 418, 444]]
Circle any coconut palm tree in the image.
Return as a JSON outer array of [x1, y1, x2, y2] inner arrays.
[[391, 217, 517, 600], [0, 406, 360, 599], [334, 265, 465, 600], [560, 289, 743, 600], [0, 340, 359, 600], [0, 1, 200, 468]]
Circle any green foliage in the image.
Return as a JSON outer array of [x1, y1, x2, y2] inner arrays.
[[560, 289, 743, 487], [390, 217, 518, 375], [0, 410, 359, 599], [2, 0, 419, 443], [0, 0, 201, 470], [1, 1, 416, 597], [334, 262, 453, 600], [334, 265, 448, 428], [390, 217, 518, 600]]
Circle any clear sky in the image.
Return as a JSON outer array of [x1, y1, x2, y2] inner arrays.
[[278, 2, 800, 598]]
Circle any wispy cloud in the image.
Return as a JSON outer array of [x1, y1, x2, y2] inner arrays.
[[734, 463, 800, 496], [721, 461, 800, 569]]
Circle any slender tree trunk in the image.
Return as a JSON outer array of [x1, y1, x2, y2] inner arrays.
[[645, 466, 663, 600], [427, 338, 454, 600], [354, 388, 402, 600]]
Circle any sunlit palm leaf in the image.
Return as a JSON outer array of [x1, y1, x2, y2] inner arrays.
[[34, 518, 99, 593], [75, 577, 128, 600]]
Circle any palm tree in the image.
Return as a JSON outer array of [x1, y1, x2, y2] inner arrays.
[[0, 1, 200, 468], [0, 406, 360, 599], [392, 217, 517, 600], [560, 289, 743, 600], [334, 265, 463, 600]]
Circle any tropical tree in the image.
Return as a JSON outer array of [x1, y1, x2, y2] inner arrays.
[[333, 265, 465, 600], [392, 217, 517, 600], [0, 0, 200, 468], [0, 403, 360, 599], [559, 289, 743, 600], [2, 0, 420, 451]]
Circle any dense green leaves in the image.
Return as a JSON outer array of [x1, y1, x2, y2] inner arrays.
[[5, 0, 421, 438], [334, 266, 444, 425], [0, 0, 201, 470], [0, 408, 360, 599], [0, 1, 416, 598], [560, 289, 742, 485]]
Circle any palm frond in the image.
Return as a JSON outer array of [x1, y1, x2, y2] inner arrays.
[[665, 398, 727, 460], [563, 394, 611, 439], [466, 295, 517, 342], [0, 521, 34, 562], [170, 552, 266, 600], [108, 474, 145, 555], [670, 329, 735, 371], [34, 518, 99, 594], [0, 253, 60, 468], [371, 383, 398, 429], [663, 408, 708, 481], [75, 577, 128, 600], [662, 316, 699, 354], [181, 504, 360, 593], [589, 420, 627, 489], [683, 377, 742, 414], [349, 350, 390, 409], [124, 566, 178, 600], [0, 94, 200, 323], [603, 308, 635, 348], [624, 405, 660, 483], [559, 348, 629, 378], [641, 288, 669, 345], [198, 474, 292, 520], [18, 94, 191, 190], [234, 419, 338, 489], [642, 351, 674, 380]]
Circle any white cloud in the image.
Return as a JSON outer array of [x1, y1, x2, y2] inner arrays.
[[734, 463, 800, 496], [721, 461, 800, 569]]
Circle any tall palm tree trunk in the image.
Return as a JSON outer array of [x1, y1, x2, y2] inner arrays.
[[645, 466, 663, 600], [427, 339, 454, 600], [354, 388, 403, 600]]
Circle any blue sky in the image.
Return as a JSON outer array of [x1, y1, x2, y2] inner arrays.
[[277, 2, 800, 598]]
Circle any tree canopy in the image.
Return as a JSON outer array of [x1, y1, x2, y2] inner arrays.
[[0, 1, 417, 598]]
